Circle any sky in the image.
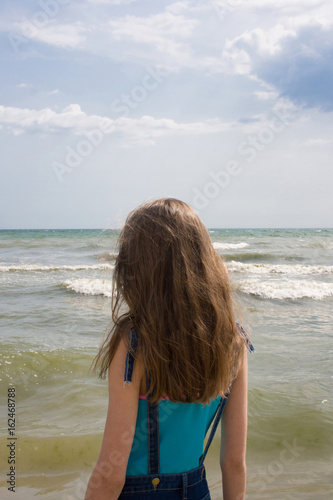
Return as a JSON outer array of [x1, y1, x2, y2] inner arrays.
[[0, 0, 332, 229]]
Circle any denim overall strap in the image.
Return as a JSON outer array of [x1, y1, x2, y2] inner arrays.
[[146, 371, 160, 475], [199, 325, 254, 466], [199, 395, 229, 466], [236, 322, 255, 352], [124, 328, 138, 384], [124, 329, 160, 476]]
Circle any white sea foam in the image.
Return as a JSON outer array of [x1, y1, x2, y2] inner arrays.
[[213, 242, 249, 250], [227, 261, 333, 275], [63, 278, 112, 297], [62, 276, 333, 301], [238, 279, 333, 300], [0, 264, 114, 272]]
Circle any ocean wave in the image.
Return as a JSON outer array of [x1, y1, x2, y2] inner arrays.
[[0, 433, 103, 474], [62, 278, 112, 297], [237, 279, 333, 300], [223, 252, 281, 262], [297, 241, 333, 249], [213, 242, 249, 250], [97, 252, 118, 262], [227, 261, 333, 275], [0, 264, 114, 272]]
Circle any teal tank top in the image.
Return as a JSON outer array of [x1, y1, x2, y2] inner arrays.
[[123, 325, 255, 477], [126, 395, 222, 476]]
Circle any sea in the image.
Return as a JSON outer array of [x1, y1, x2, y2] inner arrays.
[[0, 228, 332, 499]]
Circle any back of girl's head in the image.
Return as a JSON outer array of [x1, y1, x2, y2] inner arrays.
[[116, 198, 217, 313], [96, 198, 244, 404]]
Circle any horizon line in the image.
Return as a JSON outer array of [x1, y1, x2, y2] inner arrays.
[[1, 227, 332, 231]]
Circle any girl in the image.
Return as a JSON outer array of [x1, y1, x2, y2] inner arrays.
[[85, 198, 253, 500]]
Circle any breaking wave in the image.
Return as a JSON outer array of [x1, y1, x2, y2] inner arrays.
[[62, 278, 112, 297], [0, 264, 114, 272], [227, 261, 333, 275], [213, 242, 249, 250], [237, 279, 333, 300]]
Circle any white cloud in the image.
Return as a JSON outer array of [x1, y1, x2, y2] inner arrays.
[[89, 1, 205, 12], [236, 0, 326, 9], [109, 11, 196, 42], [48, 89, 60, 95], [102, 1, 332, 75], [14, 22, 87, 49], [1, 101, 306, 146], [0, 103, 235, 146], [12, 128, 25, 136], [166, 1, 207, 15], [254, 91, 279, 101], [221, 24, 298, 77], [176, 0, 333, 74], [87, 0, 136, 4], [234, 0, 333, 25], [107, 10, 197, 68], [219, 4, 333, 111], [101, 6, 206, 70], [5, 0, 333, 99], [303, 138, 333, 146], [243, 25, 297, 57]]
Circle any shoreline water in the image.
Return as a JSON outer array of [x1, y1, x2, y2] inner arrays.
[[0, 228, 332, 498]]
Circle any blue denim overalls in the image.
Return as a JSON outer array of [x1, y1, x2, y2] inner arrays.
[[118, 328, 229, 500]]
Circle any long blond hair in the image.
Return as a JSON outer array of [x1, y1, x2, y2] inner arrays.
[[93, 198, 244, 404]]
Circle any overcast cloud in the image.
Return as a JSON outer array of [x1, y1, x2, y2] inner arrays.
[[0, 0, 332, 228]]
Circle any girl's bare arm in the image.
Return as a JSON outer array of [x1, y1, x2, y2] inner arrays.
[[85, 339, 143, 500], [220, 348, 248, 500]]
